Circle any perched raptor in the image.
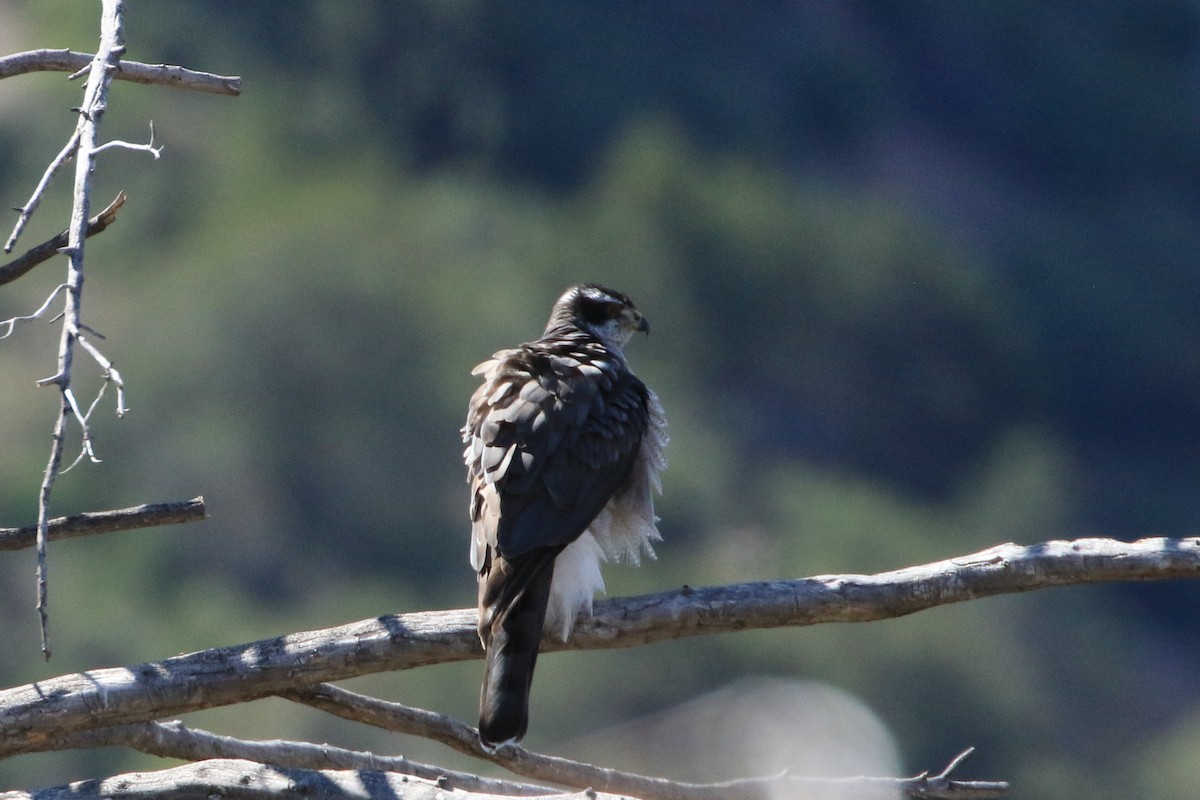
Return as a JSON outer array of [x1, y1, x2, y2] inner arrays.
[[462, 284, 668, 749]]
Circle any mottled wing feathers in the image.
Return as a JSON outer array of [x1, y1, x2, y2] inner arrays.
[[464, 341, 650, 561]]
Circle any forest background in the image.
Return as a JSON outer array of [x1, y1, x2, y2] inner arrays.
[[2, 3, 1199, 799]]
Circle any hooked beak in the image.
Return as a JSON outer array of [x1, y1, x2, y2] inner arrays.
[[636, 315, 650, 335]]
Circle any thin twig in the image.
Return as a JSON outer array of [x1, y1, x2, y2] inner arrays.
[[0, 192, 126, 287], [935, 748, 978, 781], [76, 330, 127, 414], [0, 536, 1195, 757], [56, 386, 100, 472], [0, 48, 242, 95], [33, 399, 69, 660], [0, 497, 206, 552], [4, 129, 80, 253], [0, 284, 69, 340]]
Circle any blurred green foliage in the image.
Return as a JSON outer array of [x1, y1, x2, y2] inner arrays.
[[2, 2, 1200, 799]]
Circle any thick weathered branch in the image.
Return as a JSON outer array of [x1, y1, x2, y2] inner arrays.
[[0, 497, 205, 552], [0, 49, 241, 95], [0, 604, 478, 758], [0, 536, 1195, 757], [279, 685, 1005, 800], [0, 759, 606, 800], [0, 193, 125, 287]]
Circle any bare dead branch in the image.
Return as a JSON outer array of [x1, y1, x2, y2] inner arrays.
[[0, 48, 242, 96], [0, 193, 126, 287], [0, 759, 605, 800], [28, 0, 132, 661], [0, 536, 1195, 758], [0, 605, 477, 758], [0, 497, 206, 552], [50, 721, 553, 798], [280, 685, 1006, 800]]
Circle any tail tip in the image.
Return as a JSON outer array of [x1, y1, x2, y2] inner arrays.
[[477, 731, 522, 753], [478, 714, 526, 751]]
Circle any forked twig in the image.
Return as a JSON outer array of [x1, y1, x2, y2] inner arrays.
[[0, 284, 69, 339], [91, 120, 162, 159]]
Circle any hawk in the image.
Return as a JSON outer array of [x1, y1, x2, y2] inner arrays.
[[463, 284, 668, 749]]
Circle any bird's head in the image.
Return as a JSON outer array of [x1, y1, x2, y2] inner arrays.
[[549, 284, 649, 351]]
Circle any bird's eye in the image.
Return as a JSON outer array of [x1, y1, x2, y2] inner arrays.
[[578, 296, 626, 327]]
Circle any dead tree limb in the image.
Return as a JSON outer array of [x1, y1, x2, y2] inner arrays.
[[0, 48, 242, 95], [0, 497, 206, 551], [0, 536, 1195, 757], [277, 685, 1005, 800], [0, 193, 126, 288], [28, 0, 131, 660]]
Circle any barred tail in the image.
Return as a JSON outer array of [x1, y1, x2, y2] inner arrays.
[[477, 550, 557, 749]]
